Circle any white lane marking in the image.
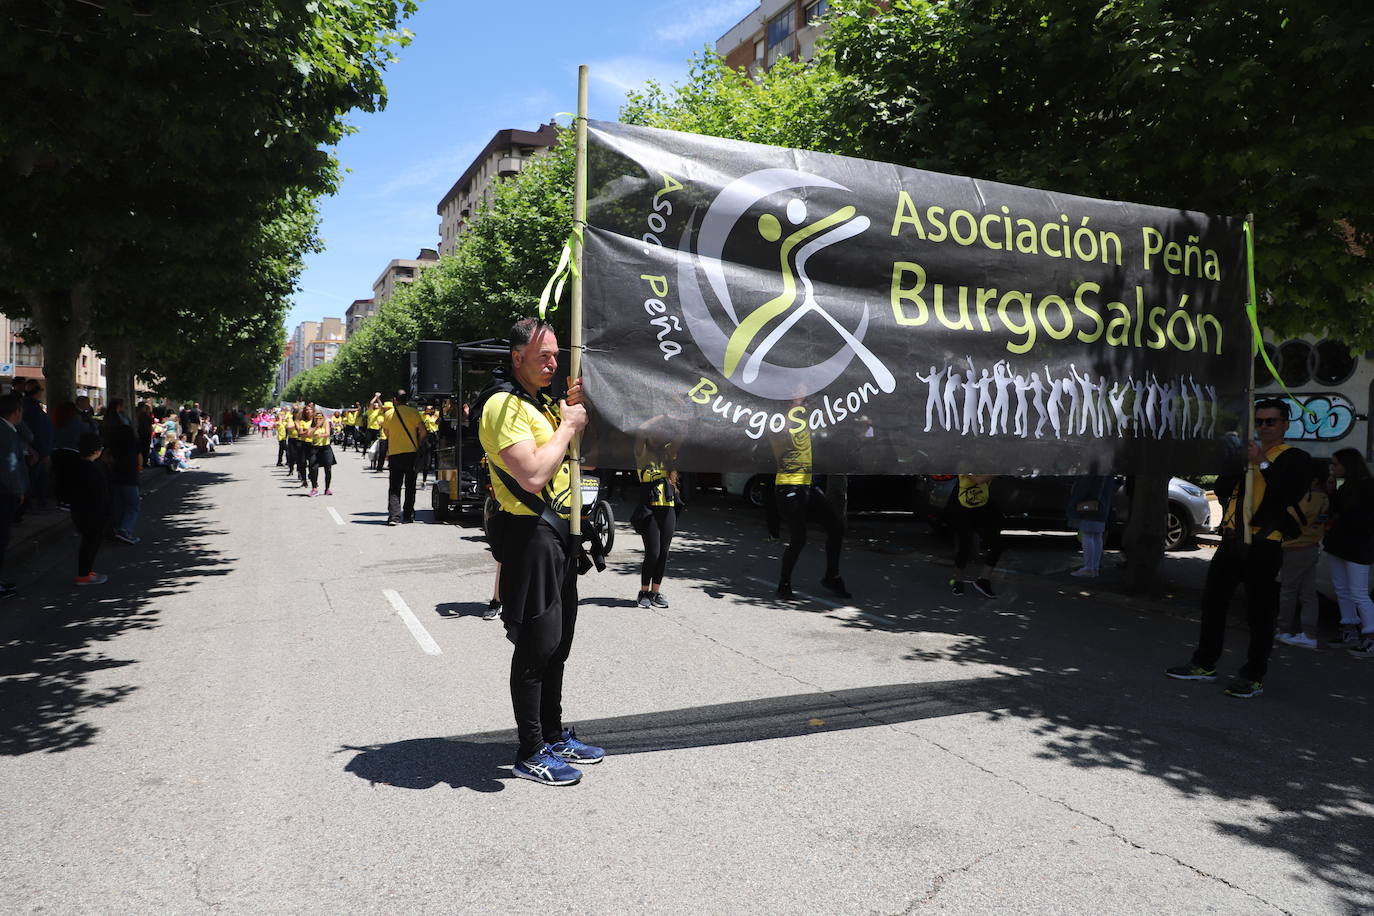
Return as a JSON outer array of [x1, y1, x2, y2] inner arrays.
[[383, 589, 442, 655], [327, 507, 344, 525]]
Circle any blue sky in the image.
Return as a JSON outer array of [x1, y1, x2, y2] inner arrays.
[[286, 0, 756, 333]]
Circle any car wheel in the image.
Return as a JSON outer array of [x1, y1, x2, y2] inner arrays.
[[1165, 502, 1193, 551], [743, 475, 766, 509], [591, 501, 615, 556]]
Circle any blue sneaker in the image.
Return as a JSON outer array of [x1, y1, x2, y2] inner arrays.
[[548, 727, 605, 765], [513, 745, 582, 786]]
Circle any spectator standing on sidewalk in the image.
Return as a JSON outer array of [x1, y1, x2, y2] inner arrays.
[[1324, 448, 1374, 657], [1274, 465, 1329, 649], [70, 432, 112, 586], [50, 401, 82, 511], [1167, 398, 1311, 698], [381, 390, 426, 525], [21, 380, 54, 515], [1067, 474, 1115, 579], [948, 474, 1003, 598], [0, 394, 29, 599], [101, 399, 143, 545]]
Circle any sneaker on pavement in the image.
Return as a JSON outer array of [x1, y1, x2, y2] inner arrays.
[[75, 572, 109, 586], [482, 599, 501, 621], [1070, 567, 1098, 578], [1332, 626, 1363, 648], [636, 590, 652, 608], [324, 489, 333, 496], [1276, 632, 1320, 650], [1348, 637, 1374, 659], [548, 727, 605, 765], [1224, 677, 1264, 698], [950, 578, 965, 597], [776, 583, 794, 600], [649, 592, 669, 608], [1165, 663, 1218, 681], [512, 745, 582, 786], [973, 577, 997, 598], [820, 575, 851, 599], [309, 488, 318, 497]]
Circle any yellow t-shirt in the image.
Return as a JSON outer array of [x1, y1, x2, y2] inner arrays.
[[276, 418, 288, 441], [367, 407, 384, 431], [957, 475, 991, 509], [773, 426, 813, 486], [479, 391, 572, 518], [381, 403, 424, 455], [1222, 443, 1292, 540], [287, 419, 301, 440], [636, 442, 674, 508], [423, 410, 440, 434], [344, 410, 359, 427], [311, 424, 330, 447]]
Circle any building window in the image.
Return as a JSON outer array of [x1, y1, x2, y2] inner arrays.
[[14, 341, 41, 365], [754, 38, 765, 61], [804, 0, 830, 24], [767, 8, 793, 47]]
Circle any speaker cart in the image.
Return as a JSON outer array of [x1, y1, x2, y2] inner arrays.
[[431, 339, 509, 521]]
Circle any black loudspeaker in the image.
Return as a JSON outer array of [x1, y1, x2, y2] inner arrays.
[[415, 339, 454, 397]]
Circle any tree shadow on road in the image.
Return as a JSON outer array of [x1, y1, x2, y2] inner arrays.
[[0, 472, 235, 756], [339, 676, 1018, 795]]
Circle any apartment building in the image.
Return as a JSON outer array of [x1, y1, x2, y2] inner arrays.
[[717, 0, 833, 71], [278, 317, 344, 389], [1, 315, 106, 405], [436, 123, 560, 255], [371, 248, 440, 303], [345, 298, 377, 338]]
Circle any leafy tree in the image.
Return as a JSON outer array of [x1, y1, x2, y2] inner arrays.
[[0, 0, 417, 404], [823, 0, 1374, 345]]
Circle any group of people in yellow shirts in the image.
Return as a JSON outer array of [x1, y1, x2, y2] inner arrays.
[[272, 403, 340, 496]]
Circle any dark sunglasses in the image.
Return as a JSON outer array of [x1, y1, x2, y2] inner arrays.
[[1254, 417, 1285, 427]]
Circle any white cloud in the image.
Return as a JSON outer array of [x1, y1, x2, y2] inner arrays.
[[586, 55, 692, 96], [371, 141, 483, 198], [653, 0, 757, 44]]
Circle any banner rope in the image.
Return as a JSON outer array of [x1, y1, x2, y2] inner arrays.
[[1243, 222, 1314, 416]]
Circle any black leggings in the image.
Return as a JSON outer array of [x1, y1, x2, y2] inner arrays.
[[76, 521, 103, 577], [500, 516, 578, 760], [276, 439, 288, 465], [778, 484, 843, 586], [639, 506, 676, 587], [951, 504, 1004, 572], [309, 461, 332, 489]]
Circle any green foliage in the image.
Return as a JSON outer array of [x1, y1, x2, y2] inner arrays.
[[0, 0, 418, 401], [822, 0, 1374, 346]]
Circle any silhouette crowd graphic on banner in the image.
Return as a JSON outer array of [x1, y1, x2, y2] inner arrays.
[[915, 359, 1221, 441]]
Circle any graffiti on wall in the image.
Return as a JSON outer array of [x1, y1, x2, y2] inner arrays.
[[1259, 393, 1360, 441]]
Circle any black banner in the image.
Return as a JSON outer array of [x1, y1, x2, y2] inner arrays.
[[582, 120, 1250, 475]]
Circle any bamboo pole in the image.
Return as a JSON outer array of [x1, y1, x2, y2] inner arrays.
[[1243, 215, 1256, 546], [569, 65, 589, 537]]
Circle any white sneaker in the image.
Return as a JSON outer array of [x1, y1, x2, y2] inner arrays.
[[1275, 632, 1319, 650]]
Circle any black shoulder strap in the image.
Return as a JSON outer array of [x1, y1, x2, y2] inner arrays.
[[489, 459, 569, 543]]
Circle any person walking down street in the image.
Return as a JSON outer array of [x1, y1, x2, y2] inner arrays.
[[1323, 448, 1374, 658], [307, 412, 337, 497], [275, 407, 290, 466], [294, 406, 316, 488], [477, 317, 603, 786], [381, 391, 426, 525], [631, 421, 680, 609], [772, 416, 849, 601], [1067, 475, 1115, 578], [1167, 398, 1312, 698], [367, 394, 388, 472], [101, 399, 143, 545], [70, 432, 112, 586], [948, 474, 1003, 597], [0, 394, 30, 599], [1274, 464, 1330, 649]]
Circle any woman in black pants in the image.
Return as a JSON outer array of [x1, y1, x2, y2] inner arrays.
[[70, 432, 112, 586], [948, 474, 1002, 598], [632, 434, 679, 608]]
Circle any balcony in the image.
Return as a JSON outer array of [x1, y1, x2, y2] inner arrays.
[[765, 33, 796, 67], [496, 157, 524, 177]]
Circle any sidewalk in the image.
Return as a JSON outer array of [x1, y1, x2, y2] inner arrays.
[[2, 441, 233, 595]]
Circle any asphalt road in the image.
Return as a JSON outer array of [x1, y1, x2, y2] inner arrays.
[[2, 437, 1370, 914]]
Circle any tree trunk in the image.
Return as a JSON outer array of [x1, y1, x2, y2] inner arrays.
[[24, 287, 93, 407], [1124, 473, 1170, 596], [99, 336, 136, 410]]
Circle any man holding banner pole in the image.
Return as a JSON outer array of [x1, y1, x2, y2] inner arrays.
[[478, 317, 604, 786], [1166, 398, 1310, 698]]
